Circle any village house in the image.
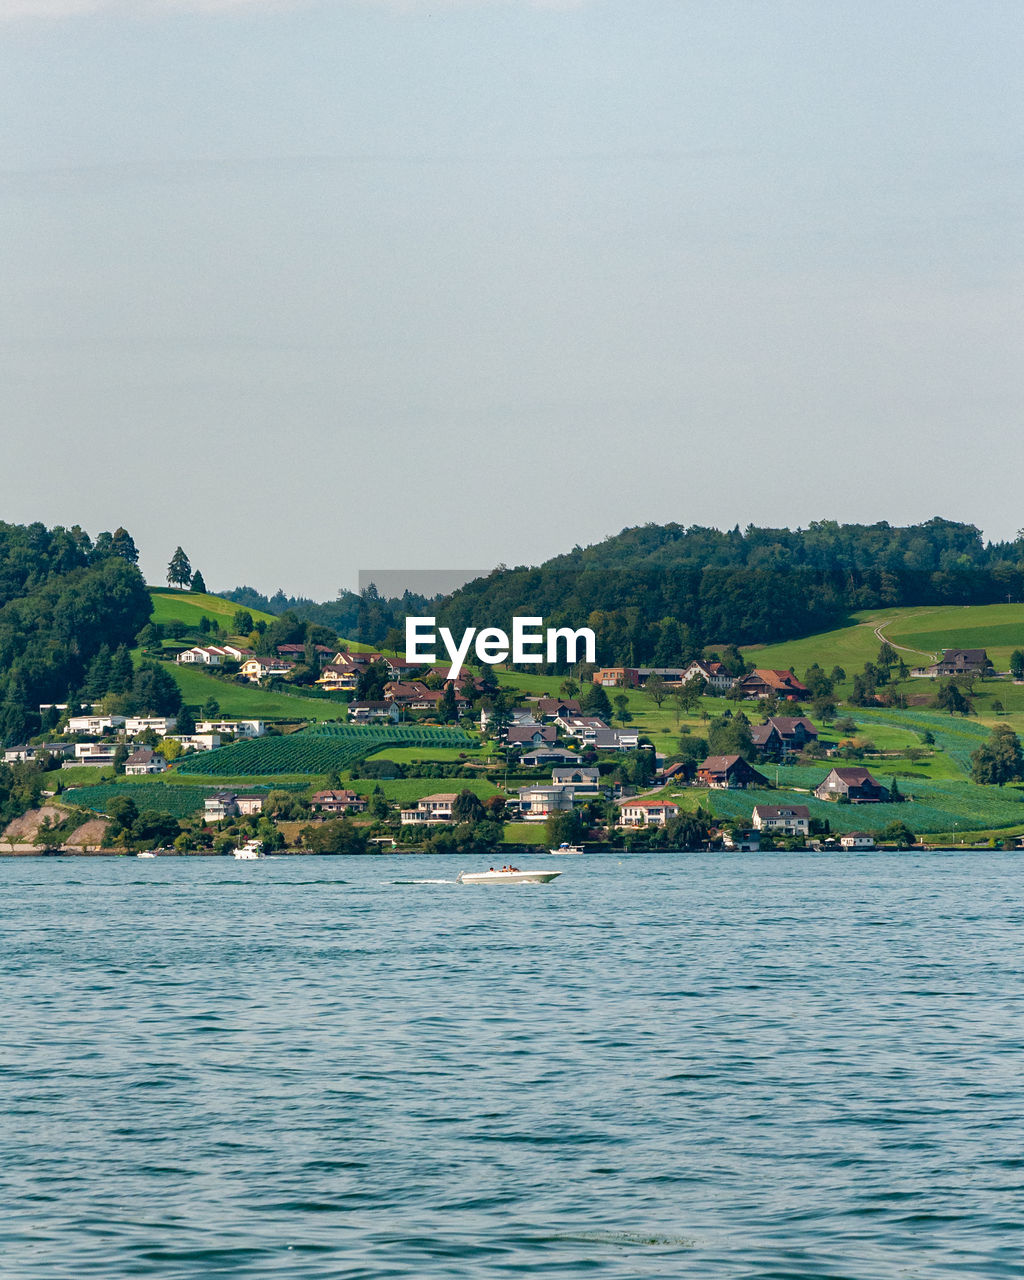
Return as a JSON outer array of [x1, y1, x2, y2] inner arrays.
[[736, 669, 810, 701], [3, 742, 75, 764], [71, 742, 118, 766], [348, 701, 401, 723], [197, 719, 265, 738], [520, 746, 585, 766], [551, 766, 601, 794], [592, 667, 640, 688], [399, 793, 459, 825], [840, 832, 876, 850], [681, 658, 736, 693], [750, 716, 819, 759], [124, 748, 167, 776], [276, 643, 335, 665], [720, 829, 761, 851], [219, 644, 253, 662], [635, 667, 687, 686], [67, 714, 126, 735], [592, 728, 641, 751], [316, 664, 360, 692], [124, 716, 177, 737], [505, 725, 558, 749], [751, 804, 811, 836], [696, 754, 770, 789], [618, 797, 679, 827], [516, 784, 577, 820], [310, 789, 368, 815], [480, 706, 538, 731], [923, 649, 993, 678], [814, 767, 889, 803], [240, 656, 295, 683], [176, 646, 228, 666], [533, 697, 582, 721], [203, 792, 265, 821], [168, 733, 221, 753]]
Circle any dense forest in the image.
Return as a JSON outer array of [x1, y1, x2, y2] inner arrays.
[[223, 583, 442, 648], [0, 521, 152, 744], [436, 518, 1024, 666]]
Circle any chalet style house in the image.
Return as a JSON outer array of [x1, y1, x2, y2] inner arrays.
[[750, 716, 819, 758], [751, 804, 810, 835], [814, 767, 889, 803], [310, 789, 367, 815], [696, 755, 769, 789], [737, 669, 810, 701], [681, 657, 736, 693], [924, 649, 993, 678]]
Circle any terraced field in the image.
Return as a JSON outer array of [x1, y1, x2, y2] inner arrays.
[[174, 724, 479, 777]]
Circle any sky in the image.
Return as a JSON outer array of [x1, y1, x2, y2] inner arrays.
[[2, 0, 1022, 598]]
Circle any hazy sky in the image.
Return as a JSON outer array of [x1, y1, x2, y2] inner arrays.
[[3, 0, 1022, 598]]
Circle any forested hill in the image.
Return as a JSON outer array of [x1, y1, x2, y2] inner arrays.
[[0, 521, 151, 743], [438, 519, 1024, 663]]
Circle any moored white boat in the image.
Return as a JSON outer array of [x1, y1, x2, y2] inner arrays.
[[457, 868, 561, 886], [234, 839, 264, 860], [549, 843, 584, 855], [136, 850, 158, 859]]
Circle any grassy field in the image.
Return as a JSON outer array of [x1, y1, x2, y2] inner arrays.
[[148, 588, 276, 630], [155, 659, 343, 722]]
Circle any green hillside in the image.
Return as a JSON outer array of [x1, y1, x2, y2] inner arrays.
[[148, 588, 276, 630]]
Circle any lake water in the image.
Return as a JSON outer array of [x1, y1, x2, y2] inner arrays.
[[2, 851, 1023, 1278]]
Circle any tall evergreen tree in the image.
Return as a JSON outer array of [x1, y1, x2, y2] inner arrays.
[[167, 547, 192, 589], [109, 645, 135, 694], [190, 570, 207, 593]]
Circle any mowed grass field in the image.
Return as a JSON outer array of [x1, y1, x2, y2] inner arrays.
[[148, 589, 276, 630]]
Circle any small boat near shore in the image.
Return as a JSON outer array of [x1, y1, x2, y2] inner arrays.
[[136, 850, 158, 859], [549, 843, 584, 855], [234, 839, 264, 861], [457, 868, 561, 886]]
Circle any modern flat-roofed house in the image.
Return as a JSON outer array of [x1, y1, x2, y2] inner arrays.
[[592, 728, 640, 751], [520, 746, 584, 766], [400, 793, 458, 825], [737, 669, 810, 701], [125, 716, 177, 737], [310, 789, 368, 815], [67, 714, 126, 735], [814, 767, 889, 803], [124, 748, 167, 776], [4, 742, 75, 764], [204, 792, 239, 820], [168, 733, 221, 752], [72, 742, 118, 766], [635, 667, 686, 686], [696, 755, 769, 790], [751, 804, 810, 835], [618, 797, 679, 827], [592, 668, 640, 688], [517, 785, 576, 820], [197, 719, 265, 738], [840, 832, 876, 850], [925, 649, 993, 677]]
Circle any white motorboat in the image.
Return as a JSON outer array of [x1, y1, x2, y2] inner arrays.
[[136, 850, 158, 859], [457, 868, 561, 886], [234, 839, 265, 860], [549, 843, 584, 855]]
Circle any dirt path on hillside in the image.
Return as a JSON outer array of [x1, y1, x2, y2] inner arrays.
[[872, 616, 938, 664]]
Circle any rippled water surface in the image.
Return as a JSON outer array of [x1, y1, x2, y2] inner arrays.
[[2, 851, 1023, 1278]]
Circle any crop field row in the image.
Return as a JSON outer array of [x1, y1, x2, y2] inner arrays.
[[174, 724, 478, 777], [65, 782, 299, 819], [851, 708, 990, 771]]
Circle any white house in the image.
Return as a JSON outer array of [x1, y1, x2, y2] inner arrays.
[[400, 793, 459, 825], [751, 804, 811, 836], [168, 733, 221, 752], [4, 743, 75, 764], [197, 719, 265, 738], [348, 701, 401, 723], [516, 784, 576, 821], [551, 767, 601, 795], [124, 748, 167, 776], [74, 742, 118, 762], [124, 716, 177, 737], [67, 715, 126, 735], [618, 798, 679, 827], [176, 646, 227, 666], [840, 832, 876, 850], [240, 656, 294, 683]]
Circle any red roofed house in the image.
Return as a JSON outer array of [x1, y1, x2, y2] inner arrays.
[[696, 755, 769, 790], [310, 789, 368, 814], [737, 669, 810, 701]]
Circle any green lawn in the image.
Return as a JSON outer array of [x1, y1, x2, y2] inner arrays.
[[148, 588, 276, 630], [156, 659, 343, 721]]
